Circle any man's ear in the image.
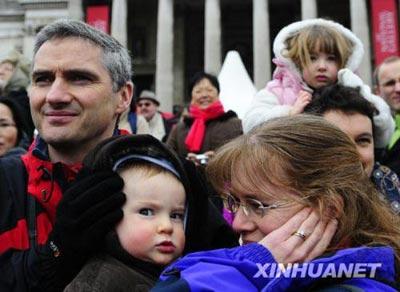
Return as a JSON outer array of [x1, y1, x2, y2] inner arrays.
[[115, 81, 134, 114]]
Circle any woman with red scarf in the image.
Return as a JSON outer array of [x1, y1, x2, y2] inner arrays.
[[167, 72, 242, 165]]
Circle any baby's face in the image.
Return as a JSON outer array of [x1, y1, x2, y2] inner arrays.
[[116, 169, 186, 266]]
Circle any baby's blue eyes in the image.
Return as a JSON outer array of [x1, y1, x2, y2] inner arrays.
[[139, 208, 154, 216], [171, 213, 185, 221], [138, 208, 185, 221]]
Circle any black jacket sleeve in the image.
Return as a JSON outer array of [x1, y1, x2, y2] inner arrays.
[[0, 243, 80, 292], [0, 155, 77, 292]]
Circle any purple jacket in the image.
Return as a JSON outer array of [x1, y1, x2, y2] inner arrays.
[[154, 244, 398, 291]]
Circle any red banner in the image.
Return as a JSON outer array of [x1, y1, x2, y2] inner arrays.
[[371, 0, 399, 66], [86, 5, 110, 34]]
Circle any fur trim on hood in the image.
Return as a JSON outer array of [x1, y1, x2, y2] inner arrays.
[[273, 18, 364, 75]]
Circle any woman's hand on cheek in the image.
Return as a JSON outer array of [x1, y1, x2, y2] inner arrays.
[[258, 208, 337, 264]]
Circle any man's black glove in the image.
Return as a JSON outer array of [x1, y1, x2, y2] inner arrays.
[[34, 170, 125, 291], [49, 170, 125, 258]]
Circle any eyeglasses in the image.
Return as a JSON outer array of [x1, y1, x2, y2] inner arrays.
[[221, 193, 295, 218], [137, 102, 152, 108]]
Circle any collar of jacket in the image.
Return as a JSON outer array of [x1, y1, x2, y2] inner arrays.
[[21, 143, 82, 225], [183, 110, 238, 126], [394, 114, 400, 129], [29, 128, 130, 162], [17, 130, 128, 243], [105, 231, 164, 280]]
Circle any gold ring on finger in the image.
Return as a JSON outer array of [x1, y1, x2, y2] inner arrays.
[[292, 230, 307, 241]]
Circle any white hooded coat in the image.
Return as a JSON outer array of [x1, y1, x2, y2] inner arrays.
[[243, 18, 394, 148]]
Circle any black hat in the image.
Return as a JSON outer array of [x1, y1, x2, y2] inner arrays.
[[84, 134, 186, 180], [83, 134, 191, 228]]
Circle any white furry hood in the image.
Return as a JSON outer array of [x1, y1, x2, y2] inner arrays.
[[273, 18, 364, 74]]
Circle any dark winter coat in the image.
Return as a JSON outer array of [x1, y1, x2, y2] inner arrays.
[[65, 233, 163, 292], [0, 136, 82, 291], [166, 110, 243, 158]]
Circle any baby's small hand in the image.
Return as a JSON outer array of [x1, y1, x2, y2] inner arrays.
[[289, 90, 312, 116]]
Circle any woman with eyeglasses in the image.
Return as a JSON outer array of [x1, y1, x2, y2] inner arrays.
[[0, 97, 30, 157], [153, 115, 400, 291]]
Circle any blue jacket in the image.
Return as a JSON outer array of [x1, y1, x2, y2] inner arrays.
[[153, 244, 398, 291]]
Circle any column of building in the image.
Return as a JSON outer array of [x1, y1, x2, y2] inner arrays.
[[350, 0, 372, 86], [22, 1, 69, 60], [204, 0, 221, 75], [111, 0, 127, 48], [155, 0, 174, 112], [68, 0, 83, 20], [253, 0, 270, 89], [301, 0, 317, 19]]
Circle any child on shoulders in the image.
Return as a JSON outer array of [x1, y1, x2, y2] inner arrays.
[[243, 18, 394, 148]]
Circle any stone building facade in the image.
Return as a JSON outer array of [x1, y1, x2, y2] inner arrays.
[[0, 0, 396, 111]]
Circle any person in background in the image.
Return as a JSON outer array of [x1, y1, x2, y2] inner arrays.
[[243, 18, 394, 150], [0, 50, 35, 143], [374, 56, 400, 176], [0, 50, 30, 96], [136, 90, 174, 141], [0, 96, 30, 157], [305, 84, 400, 215], [154, 115, 400, 291], [119, 93, 150, 135], [167, 71, 242, 165]]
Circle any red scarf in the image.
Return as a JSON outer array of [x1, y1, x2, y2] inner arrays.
[[185, 100, 225, 152]]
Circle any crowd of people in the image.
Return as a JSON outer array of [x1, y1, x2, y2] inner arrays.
[[0, 17, 399, 292]]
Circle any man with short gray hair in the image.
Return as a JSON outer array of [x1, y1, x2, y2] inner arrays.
[[0, 19, 133, 291]]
